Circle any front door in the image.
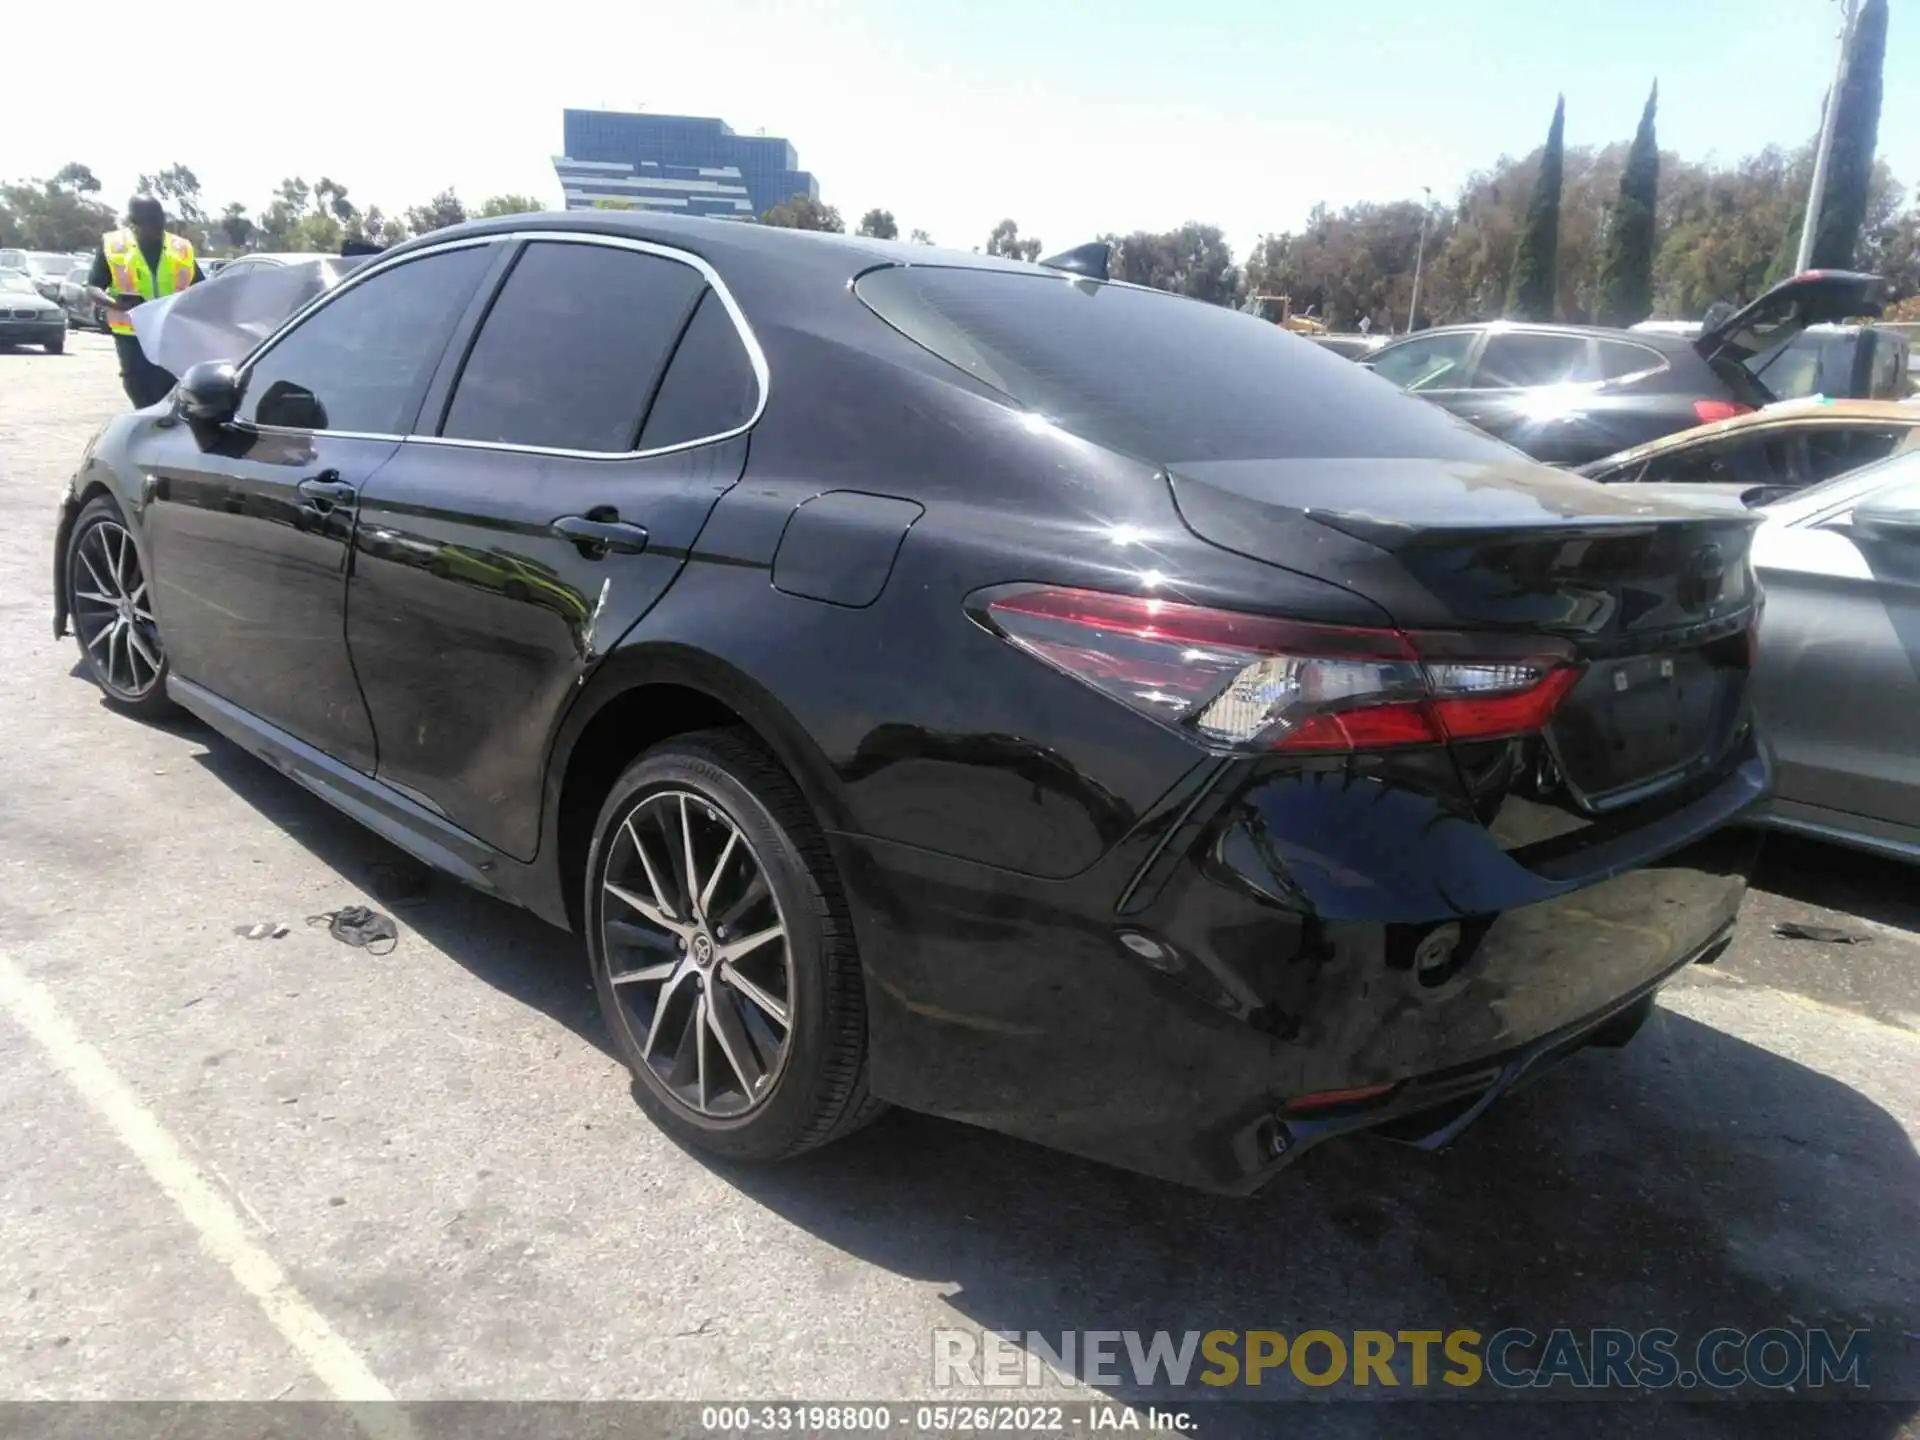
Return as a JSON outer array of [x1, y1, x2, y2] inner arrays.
[[1756, 475, 1920, 833], [345, 236, 763, 860], [139, 240, 500, 770]]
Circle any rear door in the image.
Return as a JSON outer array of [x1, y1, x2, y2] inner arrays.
[[138, 240, 498, 770], [345, 234, 763, 860]]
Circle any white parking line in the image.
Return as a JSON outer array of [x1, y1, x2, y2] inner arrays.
[[0, 949, 414, 1434]]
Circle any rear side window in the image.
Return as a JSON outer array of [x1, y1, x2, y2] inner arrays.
[[442, 240, 706, 453], [638, 289, 759, 450], [1598, 339, 1666, 380], [1470, 333, 1599, 389], [1802, 425, 1905, 482], [855, 267, 1506, 464]]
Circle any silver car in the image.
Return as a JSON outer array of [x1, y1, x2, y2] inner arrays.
[[1752, 452, 1920, 860]]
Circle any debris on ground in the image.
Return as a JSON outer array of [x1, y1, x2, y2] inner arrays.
[[1772, 921, 1871, 945], [306, 905, 399, 955], [235, 922, 290, 940]]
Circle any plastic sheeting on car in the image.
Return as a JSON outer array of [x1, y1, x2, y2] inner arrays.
[[129, 256, 372, 376]]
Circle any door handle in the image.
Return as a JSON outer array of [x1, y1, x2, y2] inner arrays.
[[297, 472, 357, 507], [551, 514, 649, 556]]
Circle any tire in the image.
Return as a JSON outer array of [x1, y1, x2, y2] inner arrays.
[[585, 727, 884, 1160], [66, 495, 175, 719], [44, 332, 64, 355]]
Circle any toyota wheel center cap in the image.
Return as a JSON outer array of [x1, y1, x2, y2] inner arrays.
[[692, 933, 714, 966]]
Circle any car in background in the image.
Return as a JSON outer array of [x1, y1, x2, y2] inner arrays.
[[51, 213, 1769, 1192], [1364, 270, 1883, 465], [0, 270, 68, 352], [0, 250, 88, 302], [57, 261, 108, 330], [209, 251, 337, 281], [1749, 452, 1920, 862], [1574, 398, 1920, 507], [1308, 333, 1387, 361]]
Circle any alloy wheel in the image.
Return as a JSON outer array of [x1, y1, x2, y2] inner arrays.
[[71, 519, 164, 698], [601, 789, 794, 1118]]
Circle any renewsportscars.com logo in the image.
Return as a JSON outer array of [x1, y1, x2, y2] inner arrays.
[[932, 1327, 1874, 1394]]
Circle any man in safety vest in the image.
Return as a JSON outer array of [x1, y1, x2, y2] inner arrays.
[[87, 195, 203, 407]]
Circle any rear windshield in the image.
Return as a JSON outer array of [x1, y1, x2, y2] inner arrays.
[[855, 266, 1510, 465]]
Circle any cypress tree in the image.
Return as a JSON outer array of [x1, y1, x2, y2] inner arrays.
[[1597, 83, 1659, 326], [1810, 0, 1888, 269], [1507, 96, 1565, 321]]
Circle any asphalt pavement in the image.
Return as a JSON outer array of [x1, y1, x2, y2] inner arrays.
[[0, 332, 1916, 1436]]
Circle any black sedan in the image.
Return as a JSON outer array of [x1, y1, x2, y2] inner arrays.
[[1365, 271, 1883, 465], [51, 214, 1768, 1192]]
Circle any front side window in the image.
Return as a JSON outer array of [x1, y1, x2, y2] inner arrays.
[[1369, 331, 1477, 392], [1470, 333, 1599, 389], [440, 241, 707, 453], [239, 245, 493, 434]]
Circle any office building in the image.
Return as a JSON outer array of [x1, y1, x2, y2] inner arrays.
[[552, 109, 819, 222]]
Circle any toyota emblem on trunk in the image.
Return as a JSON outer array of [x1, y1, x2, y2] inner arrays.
[[1679, 542, 1726, 610]]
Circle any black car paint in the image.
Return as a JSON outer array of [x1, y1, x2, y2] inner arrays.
[[55, 213, 1770, 1191]]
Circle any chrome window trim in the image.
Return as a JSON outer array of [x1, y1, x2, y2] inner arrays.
[[235, 234, 506, 444], [409, 230, 770, 462]]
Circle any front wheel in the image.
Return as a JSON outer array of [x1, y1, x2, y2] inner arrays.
[[585, 728, 883, 1161], [44, 332, 64, 354], [66, 495, 174, 718]]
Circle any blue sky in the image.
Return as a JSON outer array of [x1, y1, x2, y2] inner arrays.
[[3, 0, 1912, 257]]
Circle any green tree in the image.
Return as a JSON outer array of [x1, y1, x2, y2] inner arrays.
[[218, 202, 255, 250], [1597, 83, 1660, 326], [1507, 95, 1566, 320], [478, 194, 544, 218], [1809, 0, 1889, 269], [1103, 223, 1240, 305], [0, 176, 116, 250], [984, 218, 1040, 260], [857, 208, 898, 239], [405, 189, 469, 235], [761, 194, 844, 231], [591, 197, 637, 211], [51, 162, 101, 195]]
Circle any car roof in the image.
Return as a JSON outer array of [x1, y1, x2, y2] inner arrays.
[[1587, 397, 1920, 470], [378, 210, 1045, 283]]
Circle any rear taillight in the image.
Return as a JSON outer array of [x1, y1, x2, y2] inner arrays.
[[1693, 399, 1754, 424], [977, 586, 1581, 753]]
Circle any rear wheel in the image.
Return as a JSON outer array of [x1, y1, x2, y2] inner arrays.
[[66, 496, 174, 718], [585, 728, 883, 1160]]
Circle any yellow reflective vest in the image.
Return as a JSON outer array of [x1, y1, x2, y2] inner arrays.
[[101, 229, 197, 335]]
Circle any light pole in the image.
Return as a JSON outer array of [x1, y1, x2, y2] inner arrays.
[[1407, 185, 1433, 334], [1796, 0, 1860, 274]]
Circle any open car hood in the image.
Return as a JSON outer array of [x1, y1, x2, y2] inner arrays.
[[1693, 269, 1883, 370], [129, 255, 372, 377]]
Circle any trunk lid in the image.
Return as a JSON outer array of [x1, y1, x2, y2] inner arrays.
[[1693, 270, 1883, 400], [1168, 457, 1762, 810]]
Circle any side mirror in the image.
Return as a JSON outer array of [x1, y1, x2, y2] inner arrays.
[[1850, 498, 1920, 541], [176, 360, 240, 425]]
